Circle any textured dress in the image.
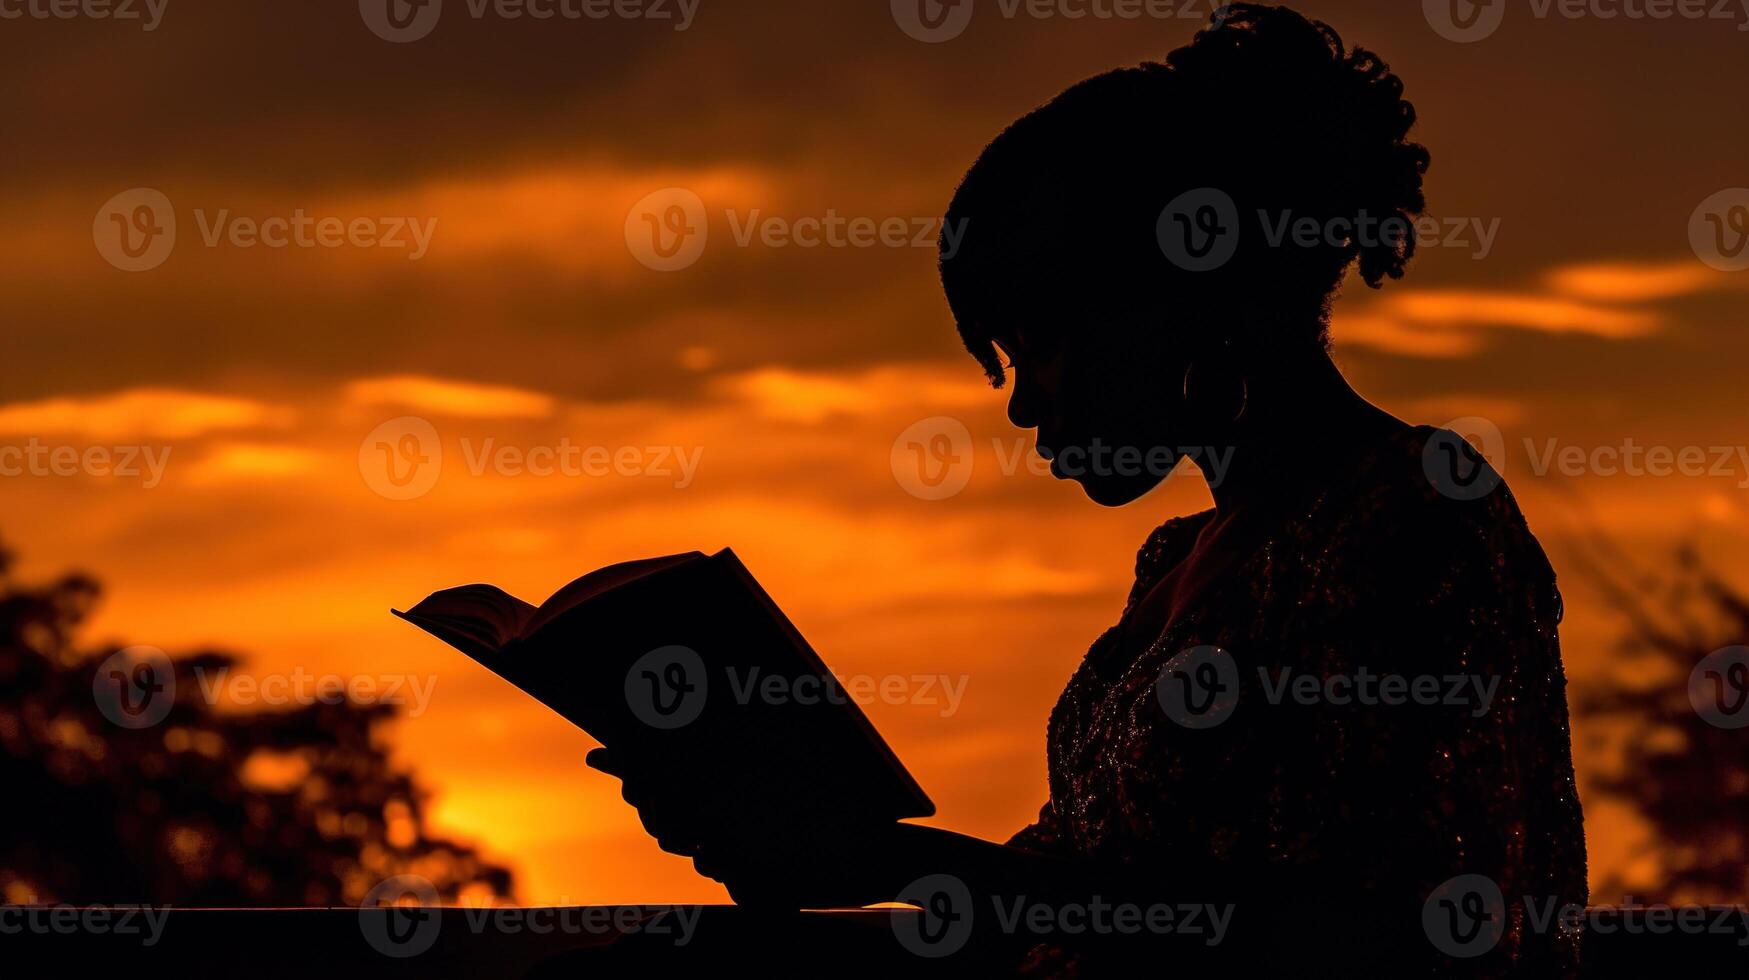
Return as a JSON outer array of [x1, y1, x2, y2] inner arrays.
[[1008, 425, 1587, 976]]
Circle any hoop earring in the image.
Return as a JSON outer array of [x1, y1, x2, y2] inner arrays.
[[1181, 359, 1248, 425]]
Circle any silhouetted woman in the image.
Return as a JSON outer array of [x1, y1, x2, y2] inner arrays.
[[590, 6, 1586, 976]]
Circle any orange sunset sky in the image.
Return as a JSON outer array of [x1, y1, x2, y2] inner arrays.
[[4, 0, 1749, 905]]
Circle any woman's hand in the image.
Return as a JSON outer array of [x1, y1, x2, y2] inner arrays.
[[584, 747, 709, 857], [585, 747, 911, 909]]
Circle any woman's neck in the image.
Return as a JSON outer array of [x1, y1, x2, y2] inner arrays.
[[1196, 352, 1404, 517]]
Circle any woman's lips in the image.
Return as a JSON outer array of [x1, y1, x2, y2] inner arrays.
[[1036, 435, 1071, 479]]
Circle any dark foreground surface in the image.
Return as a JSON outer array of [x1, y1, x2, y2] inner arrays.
[[4, 905, 1747, 977]]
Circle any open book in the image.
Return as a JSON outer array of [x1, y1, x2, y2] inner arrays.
[[393, 549, 933, 825]]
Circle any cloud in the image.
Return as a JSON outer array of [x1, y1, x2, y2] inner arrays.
[[1544, 260, 1733, 303], [184, 443, 326, 485], [344, 375, 557, 418], [1335, 313, 1487, 358], [713, 364, 989, 423], [1383, 290, 1661, 338], [390, 165, 772, 274], [1336, 262, 1701, 358], [1398, 394, 1529, 428], [0, 388, 290, 440]]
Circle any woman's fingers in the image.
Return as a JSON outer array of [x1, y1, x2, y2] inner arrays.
[[584, 746, 710, 849]]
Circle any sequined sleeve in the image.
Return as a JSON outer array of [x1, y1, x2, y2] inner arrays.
[[1048, 450, 1587, 975], [1007, 800, 1064, 853], [1306, 474, 1588, 974], [1134, 473, 1587, 973]]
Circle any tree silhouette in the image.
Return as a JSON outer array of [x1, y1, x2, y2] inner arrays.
[[0, 537, 513, 907], [1573, 541, 1749, 903]]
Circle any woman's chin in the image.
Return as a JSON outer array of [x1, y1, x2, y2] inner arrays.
[[1071, 472, 1159, 508]]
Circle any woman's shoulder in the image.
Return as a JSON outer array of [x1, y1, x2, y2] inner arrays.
[[1344, 423, 1535, 540], [1122, 423, 1554, 607], [1126, 508, 1215, 608], [1322, 423, 1559, 603]]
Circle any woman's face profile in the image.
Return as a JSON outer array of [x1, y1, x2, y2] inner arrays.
[[997, 312, 1190, 508]]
